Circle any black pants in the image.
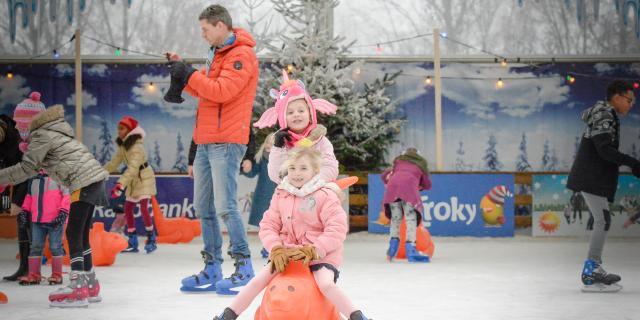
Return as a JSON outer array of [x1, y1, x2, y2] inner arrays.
[[573, 209, 582, 222], [67, 201, 94, 271]]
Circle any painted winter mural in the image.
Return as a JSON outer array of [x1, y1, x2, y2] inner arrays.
[[0, 61, 639, 172], [0, 63, 200, 173], [353, 61, 640, 171]]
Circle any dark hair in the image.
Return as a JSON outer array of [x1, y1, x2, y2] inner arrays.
[[606, 80, 633, 101], [199, 5, 232, 29]]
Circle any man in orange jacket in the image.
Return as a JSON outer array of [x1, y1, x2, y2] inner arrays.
[[166, 4, 258, 295]]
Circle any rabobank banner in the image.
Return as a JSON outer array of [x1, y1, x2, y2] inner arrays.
[[94, 174, 349, 235], [93, 175, 258, 234], [368, 174, 515, 237]]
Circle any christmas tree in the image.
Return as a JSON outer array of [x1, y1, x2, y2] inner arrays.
[[98, 119, 114, 164], [483, 134, 503, 171], [455, 141, 469, 171], [550, 147, 558, 171], [255, 0, 404, 170], [515, 133, 532, 172], [172, 132, 188, 173], [152, 140, 162, 171], [542, 139, 558, 171]]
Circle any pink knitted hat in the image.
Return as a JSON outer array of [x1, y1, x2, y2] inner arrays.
[[13, 92, 46, 152]]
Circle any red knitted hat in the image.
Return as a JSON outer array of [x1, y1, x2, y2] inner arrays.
[[118, 116, 138, 131]]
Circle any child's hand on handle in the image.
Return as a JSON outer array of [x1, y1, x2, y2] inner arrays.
[[269, 245, 289, 273], [288, 245, 318, 265], [110, 183, 124, 199], [273, 128, 292, 148]]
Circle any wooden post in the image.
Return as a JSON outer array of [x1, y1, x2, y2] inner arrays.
[[433, 28, 443, 171], [74, 29, 83, 142]]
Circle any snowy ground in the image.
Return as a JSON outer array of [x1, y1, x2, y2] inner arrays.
[[1, 232, 639, 320]]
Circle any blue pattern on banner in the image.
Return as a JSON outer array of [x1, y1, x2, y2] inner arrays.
[[368, 174, 515, 237]]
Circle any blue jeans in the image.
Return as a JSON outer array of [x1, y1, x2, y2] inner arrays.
[[194, 143, 249, 264], [30, 223, 64, 257]]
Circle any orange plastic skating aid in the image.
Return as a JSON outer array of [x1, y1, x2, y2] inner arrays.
[[254, 261, 340, 320]]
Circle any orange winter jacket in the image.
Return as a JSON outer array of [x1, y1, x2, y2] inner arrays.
[[184, 28, 259, 145]]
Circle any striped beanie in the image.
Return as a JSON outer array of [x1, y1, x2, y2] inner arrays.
[[486, 185, 513, 205], [13, 92, 46, 152]]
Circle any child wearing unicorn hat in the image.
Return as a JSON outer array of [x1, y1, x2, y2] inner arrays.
[[254, 70, 340, 185]]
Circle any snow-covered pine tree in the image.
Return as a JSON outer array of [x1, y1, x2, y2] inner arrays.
[[172, 132, 188, 173], [152, 140, 162, 171], [98, 119, 114, 164], [241, 0, 282, 54], [455, 141, 468, 171], [549, 145, 558, 171], [516, 132, 532, 172], [255, 0, 404, 170], [483, 134, 503, 171], [542, 139, 552, 171]]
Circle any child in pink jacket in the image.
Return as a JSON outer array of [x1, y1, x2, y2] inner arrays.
[[382, 147, 432, 263], [18, 170, 70, 285], [213, 148, 369, 320], [253, 70, 339, 184]]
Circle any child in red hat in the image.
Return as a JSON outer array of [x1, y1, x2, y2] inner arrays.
[[104, 116, 158, 253]]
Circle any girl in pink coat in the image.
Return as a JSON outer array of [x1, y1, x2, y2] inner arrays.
[[253, 70, 339, 184], [382, 147, 432, 263], [18, 170, 70, 285], [213, 148, 369, 320]]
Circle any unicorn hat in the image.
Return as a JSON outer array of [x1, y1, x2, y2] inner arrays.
[[253, 70, 338, 131]]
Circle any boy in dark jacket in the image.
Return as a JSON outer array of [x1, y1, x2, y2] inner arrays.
[[567, 80, 638, 292]]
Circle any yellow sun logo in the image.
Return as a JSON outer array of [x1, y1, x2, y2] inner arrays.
[[539, 212, 561, 234]]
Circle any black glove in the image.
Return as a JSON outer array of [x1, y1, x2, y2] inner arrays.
[[164, 74, 186, 104], [17, 211, 31, 229], [50, 210, 69, 228], [168, 61, 196, 84], [273, 129, 292, 148]]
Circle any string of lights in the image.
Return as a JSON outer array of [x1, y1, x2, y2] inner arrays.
[[4, 32, 639, 91]]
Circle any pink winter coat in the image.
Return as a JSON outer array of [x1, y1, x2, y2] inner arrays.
[[22, 173, 70, 224], [260, 175, 348, 268], [382, 159, 432, 224], [268, 135, 339, 184]]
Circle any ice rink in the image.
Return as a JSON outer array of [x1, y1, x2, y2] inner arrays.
[[1, 232, 639, 320]]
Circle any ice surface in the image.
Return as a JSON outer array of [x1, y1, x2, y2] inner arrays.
[[1, 232, 639, 320]]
